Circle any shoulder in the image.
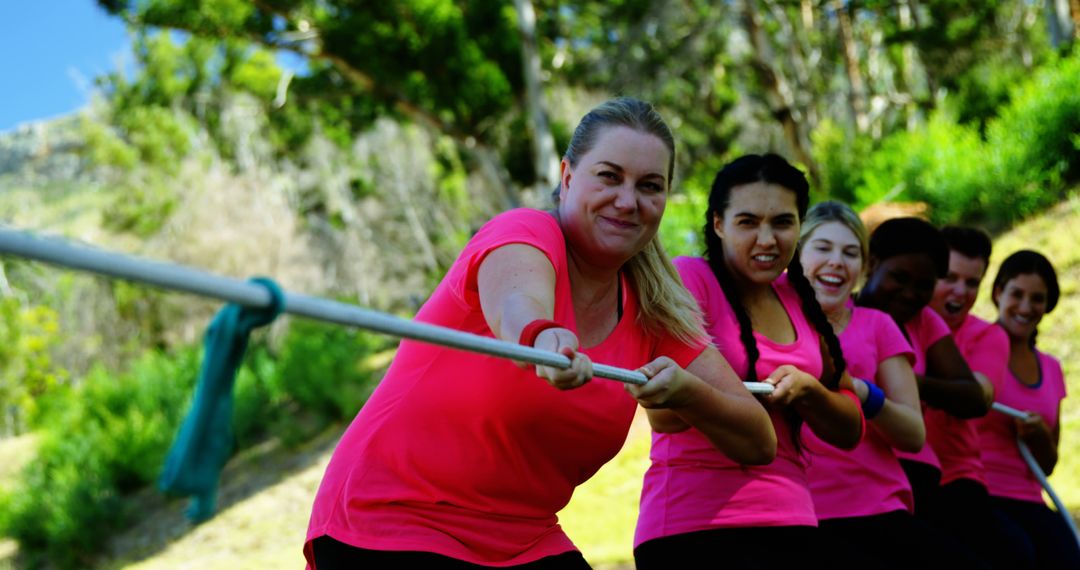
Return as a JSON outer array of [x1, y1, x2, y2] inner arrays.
[[466, 208, 563, 257], [672, 256, 712, 288]]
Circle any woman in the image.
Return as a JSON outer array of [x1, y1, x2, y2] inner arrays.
[[303, 98, 776, 569], [979, 250, 1080, 568], [633, 155, 863, 569], [855, 217, 988, 519], [800, 202, 989, 568]]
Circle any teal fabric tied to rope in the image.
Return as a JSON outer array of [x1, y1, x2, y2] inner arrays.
[[159, 277, 285, 522]]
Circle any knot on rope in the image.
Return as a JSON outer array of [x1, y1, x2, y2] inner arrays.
[[158, 277, 285, 523]]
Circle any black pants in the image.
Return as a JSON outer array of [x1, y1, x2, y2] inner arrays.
[[900, 458, 941, 520], [991, 496, 1080, 570], [936, 478, 1035, 570], [635, 525, 866, 570], [310, 535, 592, 569], [820, 509, 991, 569]]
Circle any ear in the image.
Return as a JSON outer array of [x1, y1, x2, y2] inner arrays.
[[559, 158, 572, 202], [991, 284, 1002, 308], [712, 211, 725, 240]]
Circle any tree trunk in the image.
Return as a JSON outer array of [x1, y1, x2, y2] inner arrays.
[[833, 0, 869, 134], [513, 0, 560, 208], [741, 0, 822, 190]]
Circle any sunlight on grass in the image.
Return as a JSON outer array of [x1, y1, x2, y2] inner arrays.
[[559, 426, 651, 567]]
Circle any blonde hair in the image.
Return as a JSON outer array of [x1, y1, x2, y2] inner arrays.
[[559, 97, 706, 345], [800, 200, 869, 270], [626, 239, 708, 346]]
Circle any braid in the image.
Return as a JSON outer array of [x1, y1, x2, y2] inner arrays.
[[786, 255, 846, 390], [705, 234, 761, 381]]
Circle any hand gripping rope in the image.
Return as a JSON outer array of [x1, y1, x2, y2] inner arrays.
[[991, 402, 1080, 548], [0, 227, 774, 394]]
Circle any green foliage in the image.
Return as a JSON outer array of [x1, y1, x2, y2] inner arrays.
[[0, 308, 389, 566], [841, 48, 1080, 229], [268, 319, 386, 444], [1, 349, 199, 568], [0, 298, 68, 435]]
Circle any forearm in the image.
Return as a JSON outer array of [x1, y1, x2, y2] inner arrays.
[[917, 375, 990, 419], [661, 381, 777, 465], [867, 399, 925, 452], [1020, 430, 1058, 475], [796, 388, 863, 450]]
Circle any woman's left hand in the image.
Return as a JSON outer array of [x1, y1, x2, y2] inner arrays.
[[762, 364, 822, 408], [625, 356, 698, 409]]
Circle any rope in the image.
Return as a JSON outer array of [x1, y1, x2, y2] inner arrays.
[[0, 227, 773, 394], [991, 402, 1080, 547]]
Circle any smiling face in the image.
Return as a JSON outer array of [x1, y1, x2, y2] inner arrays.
[[861, 252, 939, 324], [930, 251, 988, 330], [558, 126, 670, 270], [994, 272, 1049, 343], [799, 221, 863, 314], [713, 182, 800, 288]]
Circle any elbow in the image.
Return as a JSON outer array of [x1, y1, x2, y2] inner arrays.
[[738, 434, 777, 466], [955, 399, 991, 419], [893, 431, 925, 453]]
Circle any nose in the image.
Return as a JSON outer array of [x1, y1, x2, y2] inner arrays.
[[613, 183, 637, 211], [756, 226, 776, 248]]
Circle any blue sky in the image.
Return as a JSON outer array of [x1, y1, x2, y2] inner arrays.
[[0, 2, 130, 133]]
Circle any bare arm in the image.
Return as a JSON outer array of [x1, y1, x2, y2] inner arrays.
[[855, 355, 924, 452], [766, 365, 863, 450], [633, 346, 777, 465], [477, 244, 591, 389], [918, 336, 990, 419]]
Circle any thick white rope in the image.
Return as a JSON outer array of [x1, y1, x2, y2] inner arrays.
[[0, 226, 774, 394], [991, 402, 1080, 547]]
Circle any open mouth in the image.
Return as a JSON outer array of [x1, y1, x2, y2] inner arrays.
[[752, 254, 778, 263], [817, 274, 844, 286], [944, 301, 964, 315]]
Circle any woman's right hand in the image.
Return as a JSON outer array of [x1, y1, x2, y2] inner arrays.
[[531, 327, 594, 390]]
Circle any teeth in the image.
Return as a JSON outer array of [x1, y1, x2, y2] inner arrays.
[[945, 302, 963, 314], [818, 275, 843, 285], [753, 254, 777, 262]]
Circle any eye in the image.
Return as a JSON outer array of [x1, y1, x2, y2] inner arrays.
[[599, 171, 619, 182], [639, 181, 664, 193]]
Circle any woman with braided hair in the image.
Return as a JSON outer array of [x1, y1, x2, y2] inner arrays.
[[633, 154, 864, 568]]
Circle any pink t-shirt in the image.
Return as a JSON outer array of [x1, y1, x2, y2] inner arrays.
[[927, 314, 1008, 485], [635, 258, 824, 547], [895, 306, 952, 469], [305, 209, 705, 567], [978, 349, 1067, 503], [805, 306, 916, 519]]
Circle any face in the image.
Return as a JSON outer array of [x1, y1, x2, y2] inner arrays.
[[558, 126, 670, 269], [799, 221, 863, 313], [861, 252, 939, 324], [994, 273, 1048, 342], [713, 182, 800, 288], [930, 251, 988, 330]]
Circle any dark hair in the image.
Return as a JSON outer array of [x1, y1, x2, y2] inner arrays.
[[703, 154, 845, 389], [942, 225, 992, 265], [868, 217, 949, 278], [552, 97, 676, 202], [992, 250, 1059, 313]]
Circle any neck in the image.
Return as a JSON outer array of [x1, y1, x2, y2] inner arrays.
[[1007, 332, 1035, 353], [822, 301, 850, 331], [566, 248, 621, 303]]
